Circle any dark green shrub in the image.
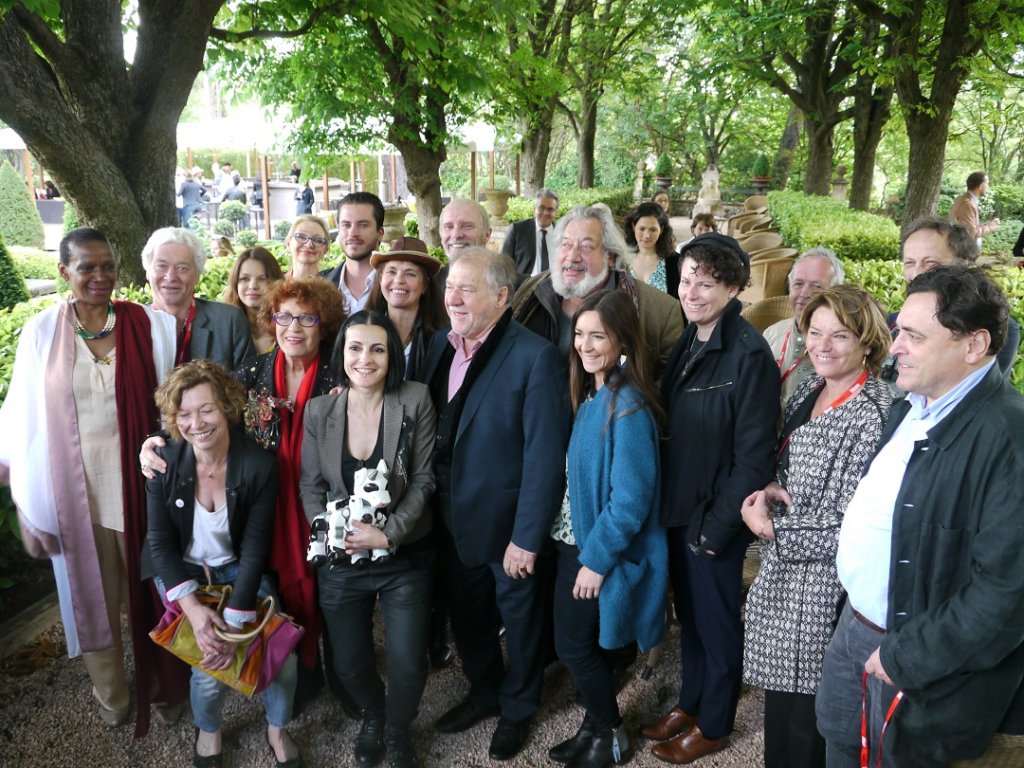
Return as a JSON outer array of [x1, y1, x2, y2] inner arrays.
[[219, 200, 248, 225], [983, 219, 1024, 257], [0, 161, 45, 248], [213, 219, 235, 237], [404, 215, 419, 237], [62, 202, 79, 234], [236, 229, 258, 248], [751, 155, 771, 178], [10, 246, 59, 280], [274, 220, 293, 239], [768, 191, 900, 262], [654, 154, 673, 177], [0, 235, 30, 310], [992, 184, 1024, 220]]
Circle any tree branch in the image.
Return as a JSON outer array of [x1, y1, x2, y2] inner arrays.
[[209, 5, 335, 42]]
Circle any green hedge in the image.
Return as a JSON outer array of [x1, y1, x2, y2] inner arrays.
[[0, 236, 30, 310], [0, 161, 45, 249], [10, 246, 59, 280], [768, 190, 900, 262], [505, 187, 635, 224], [983, 219, 1023, 257]]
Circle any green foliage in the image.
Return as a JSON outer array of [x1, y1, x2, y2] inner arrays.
[[10, 246, 59, 280], [768, 191, 900, 261], [0, 161, 45, 248], [404, 215, 419, 237], [175, 149, 249, 176], [992, 184, 1024, 220], [0, 236, 30, 310], [751, 154, 771, 178], [983, 220, 1023, 257], [213, 219, 236, 237], [195, 256, 234, 300], [654, 154, 673, 177], [235, 229, 258, 248], [219, 200, 248, 223], [62, 202, 79, 234], [274, 220, 293, 239], [505, 187, 634, 223]]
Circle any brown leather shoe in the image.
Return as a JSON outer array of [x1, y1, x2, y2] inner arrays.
[[640, 707, 696, 741], [650, 726, 727, 764]]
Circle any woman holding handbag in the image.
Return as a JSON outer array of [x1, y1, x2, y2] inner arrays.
[[146, 360, 302, 768]]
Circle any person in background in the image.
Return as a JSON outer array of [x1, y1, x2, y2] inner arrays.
[[652, 190, 671, 215], [290, 161, 302, 183], [646, 233, 779, 765], [948, 171, 1000, 248], [741, 285, 893, 768], [44, 179, 60, 198], [366, 236, 446, 383], [762, 248, 846, 409], [146, 360, 302, 768], [622, 201, 679, 295], [547, 289, 667, 768], [212, 236, 235, 260], [179, 170, 209, 228], [222, 246, 286, 354], [142, 227, 255, 369], [301, 311, 437, 768], [502, 188, 560, 277], [689, 213, 717, 239], [0, 228, 182, 735], [296, 181, 314, 216]]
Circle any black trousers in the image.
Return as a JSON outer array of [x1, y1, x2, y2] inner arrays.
[[553, 546, 620, 730], [764, 689, 826, 768], [666, 525, 747, 740], [437, 522, 548, 723], [318, 542, 434, 730]]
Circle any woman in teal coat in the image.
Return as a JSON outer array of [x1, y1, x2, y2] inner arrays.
[[547, 289, 668, 768]]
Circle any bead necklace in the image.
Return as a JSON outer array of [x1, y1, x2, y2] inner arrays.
[[74, 302, 116, 340]]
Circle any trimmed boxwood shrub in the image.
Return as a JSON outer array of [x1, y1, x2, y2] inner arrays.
[[0, 235, 30, 310], [0, 161, 45, 249], [768, 191, 900, 262], [10, 246, 59, 280], [62, 202, 80, 234]]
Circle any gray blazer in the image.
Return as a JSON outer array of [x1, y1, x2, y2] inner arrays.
[[299, 381, 437, 549], [190, 297, 256, 369]]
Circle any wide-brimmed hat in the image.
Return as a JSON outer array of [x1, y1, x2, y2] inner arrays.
[[370, 236, 442, 277]]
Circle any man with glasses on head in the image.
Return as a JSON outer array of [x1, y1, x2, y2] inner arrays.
[[512, 205, 682, 377], [502, 188, 560, 277], [322, 192, 386, 314], [142, 227, 255, 369]]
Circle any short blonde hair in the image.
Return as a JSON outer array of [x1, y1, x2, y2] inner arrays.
[[155, 360, 246, 440], [798, 284, 891, 376], [286, 214, 329, 242]]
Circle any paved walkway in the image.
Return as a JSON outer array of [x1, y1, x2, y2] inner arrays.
[[0, 616, 765, 767]]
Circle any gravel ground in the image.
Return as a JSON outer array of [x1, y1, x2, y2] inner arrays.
[[0, 618, 765, 768]]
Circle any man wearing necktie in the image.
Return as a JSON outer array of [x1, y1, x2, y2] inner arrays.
[[502, 188, 559, 277]]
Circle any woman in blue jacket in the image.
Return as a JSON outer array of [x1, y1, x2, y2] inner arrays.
[[547, 289, 668, 768]]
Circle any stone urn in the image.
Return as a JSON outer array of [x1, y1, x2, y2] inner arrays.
[[382, 204, 410, 243], [483, 188, 513, 219]]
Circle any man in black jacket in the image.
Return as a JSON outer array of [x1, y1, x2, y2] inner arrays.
[[501, 188, 559, 276], [817, 266, 1024, 766]]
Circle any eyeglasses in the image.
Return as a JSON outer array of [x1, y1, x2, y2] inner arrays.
[[291, 232, 329, 248], [273, 311, 321, 327]]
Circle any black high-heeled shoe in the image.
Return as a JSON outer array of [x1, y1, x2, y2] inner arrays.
[[266, 729, 304, 768], [193, 728, 223, 768]]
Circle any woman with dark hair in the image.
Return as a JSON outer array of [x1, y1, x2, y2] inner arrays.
[[690, 213, 717, 239], [644, 234, 779, 765], [142, 277, 349, 711], [146, 359, 302, 768], [652, 190, 671, 214], [300, 310, 437, 768], [222, 247, 286, 354], [366, 237, 445, 381], [623, 202, 678, 296], [740, 285, 893, 768], [547, 289, 668, 768]]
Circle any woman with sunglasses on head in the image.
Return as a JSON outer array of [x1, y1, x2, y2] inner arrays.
[[283, 215, 332, 279], [142, 277, 351, 713]]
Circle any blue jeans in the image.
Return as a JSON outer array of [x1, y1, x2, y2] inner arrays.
[[155, 561, 297, 732]]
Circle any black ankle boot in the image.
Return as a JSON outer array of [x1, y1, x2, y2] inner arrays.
[[549, 716, 596, 763], [568, 725, 633, 768], [385, 728, 421, 768]]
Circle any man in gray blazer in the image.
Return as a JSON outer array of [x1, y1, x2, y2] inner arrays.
[[142, 227, 255, 369]]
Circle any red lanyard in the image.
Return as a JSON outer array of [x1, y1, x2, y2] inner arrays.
[[175, 300, 196, 367], [776, 370, 869, 461], [776, 329, 804, 383], [860, 671, 904, 768]]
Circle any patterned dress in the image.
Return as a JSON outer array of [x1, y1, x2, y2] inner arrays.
[[743, 373, 893, 694]]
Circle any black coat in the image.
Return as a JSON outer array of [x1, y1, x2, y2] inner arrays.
[[501, 218, 542, 275], [660, 298, 779, 553], [144, 431, 279, 614], [876, 364, 1024, 762]]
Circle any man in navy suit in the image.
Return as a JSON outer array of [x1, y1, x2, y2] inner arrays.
[[421, 247, 570, 761], [501, 188, 559, 276], [142, 227, 255, 369]]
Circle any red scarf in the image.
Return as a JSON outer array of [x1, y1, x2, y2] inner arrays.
[[113, 302, 188, 737], [271, 349, 322, 666]]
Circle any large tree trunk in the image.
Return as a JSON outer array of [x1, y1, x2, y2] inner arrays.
[[396, 140, 445, 249], [518, 101, 555, 196], [773, 107, 803, 189], [850, 83, 893, 211], [901, 110, 954, 230], [0, 2, 222, 285], [575, 89, 600, 189], [803, 118, 834, 196]]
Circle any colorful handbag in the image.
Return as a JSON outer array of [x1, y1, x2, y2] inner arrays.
[[150, 584, 304, 697]]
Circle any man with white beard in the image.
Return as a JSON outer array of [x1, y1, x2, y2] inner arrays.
[[512, 205, 682, 377]]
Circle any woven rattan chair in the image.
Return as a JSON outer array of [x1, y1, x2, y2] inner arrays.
[[739, 256, 794, 304], [740, 295, 795, 333], [749, 246, 798, 263], [737, 231, 783, 253]]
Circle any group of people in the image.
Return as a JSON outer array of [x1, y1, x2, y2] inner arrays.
[[0, 187, 1022, 768]]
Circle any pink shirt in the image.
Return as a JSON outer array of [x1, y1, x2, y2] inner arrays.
[[447, 324, 497, 401]]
